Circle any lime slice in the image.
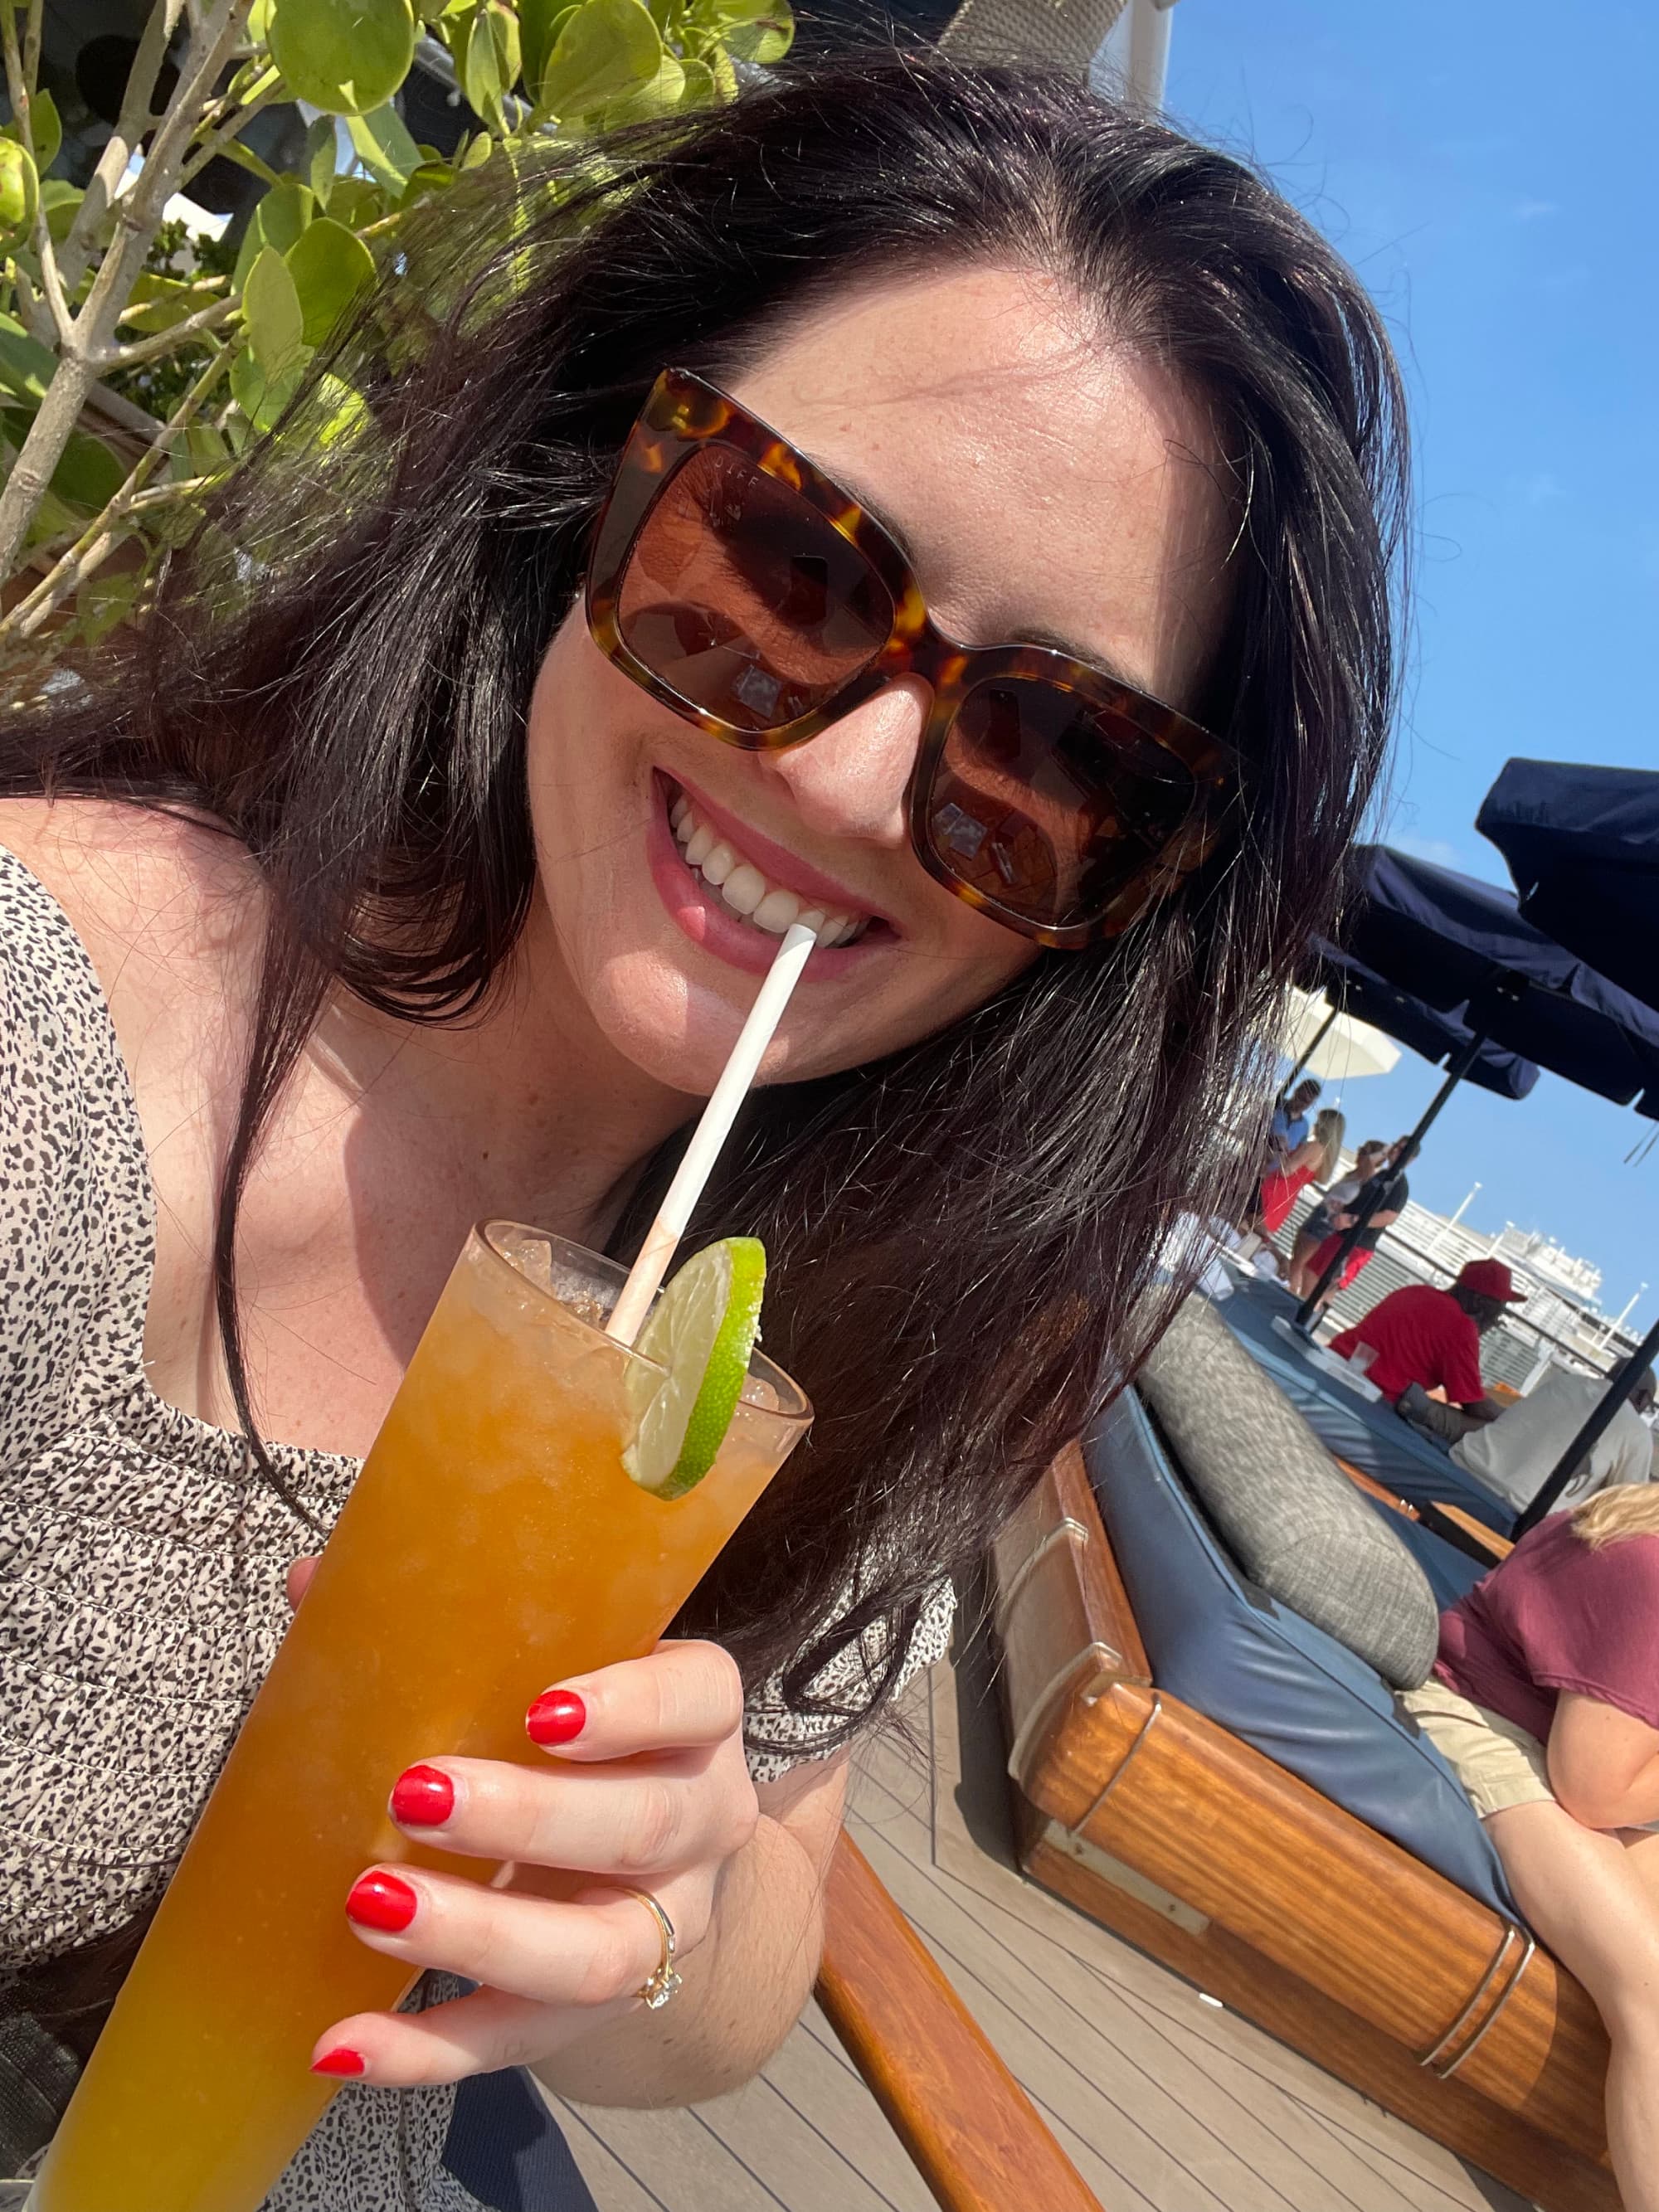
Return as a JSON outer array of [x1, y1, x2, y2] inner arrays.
[[622, 1238, 767, 1498]]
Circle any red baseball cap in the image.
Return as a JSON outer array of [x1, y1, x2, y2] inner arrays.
[[1455, 1258, 1525, 1304]]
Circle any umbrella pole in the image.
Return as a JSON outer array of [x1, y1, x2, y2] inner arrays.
[[1282, 1004, 1339, 1093], [1292, 1030, 1489, 1332], [1511, 1313, 1659, 1537]]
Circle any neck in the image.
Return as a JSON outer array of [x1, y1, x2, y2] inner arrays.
[[315, 915, 698, 1255]]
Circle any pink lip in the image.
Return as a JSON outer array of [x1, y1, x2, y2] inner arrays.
[[666, 772, 899, 931], [647, 775, 893, 980]]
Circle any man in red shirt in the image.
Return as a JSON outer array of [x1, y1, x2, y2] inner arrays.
[[1331, 1258, 1523, 1412]]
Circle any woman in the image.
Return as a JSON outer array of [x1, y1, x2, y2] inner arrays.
[[1287, 1134, 1385, 1289], [1257, 1106, 1345, 1238], [1401, 1488, 1659, 2210], [0, 54, 1406, 2208], [1289, 1131, 1411, 1304]]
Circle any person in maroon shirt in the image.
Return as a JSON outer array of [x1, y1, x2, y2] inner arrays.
[[1330, 1257, 1521, 1413], [1401, 1486, 1659, 2211]]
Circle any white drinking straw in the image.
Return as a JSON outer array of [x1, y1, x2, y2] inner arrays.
[[606, 920, 818, 1346]]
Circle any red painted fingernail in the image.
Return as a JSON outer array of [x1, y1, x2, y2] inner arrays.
[[312, 2046, 367, 2078], [344, 1870, 419, 1933], [526, 1689, 586, 1747], [390, 1763, 455, 1828]]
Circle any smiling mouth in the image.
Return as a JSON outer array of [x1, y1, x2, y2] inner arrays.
[[664, 780, 877, 949]]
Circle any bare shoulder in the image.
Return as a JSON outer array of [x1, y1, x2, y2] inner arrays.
[[0, 795, 262, 1066]]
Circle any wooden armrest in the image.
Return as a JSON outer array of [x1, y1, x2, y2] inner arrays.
[[815, 1834, 1102, 2212]]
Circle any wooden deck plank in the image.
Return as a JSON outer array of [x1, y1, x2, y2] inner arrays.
[[852, 1717, 1452, 2212], [933, 1627, 1532, 2211], [854, 1813, 1332, 2212], [541, 2098, 672, 2212], [551, 1641, 1533, 2212]]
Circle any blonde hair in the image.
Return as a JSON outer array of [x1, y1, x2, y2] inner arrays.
[[1573, 1484, 1659, 1549], [1311, 1108, 1346, 1184]]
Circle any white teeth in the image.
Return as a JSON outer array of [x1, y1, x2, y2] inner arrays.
[[720, 863, 766, 917], [753, 888, 803, 932], [668, 792, 872, 946]]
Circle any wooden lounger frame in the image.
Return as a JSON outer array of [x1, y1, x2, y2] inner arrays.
[[991, 1442, 1618, 2212]]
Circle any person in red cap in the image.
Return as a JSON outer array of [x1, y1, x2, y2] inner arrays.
[[1329, 1258, 1524, 1417]]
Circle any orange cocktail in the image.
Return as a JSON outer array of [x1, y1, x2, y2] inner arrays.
[[32, 1224, 810, 2212]]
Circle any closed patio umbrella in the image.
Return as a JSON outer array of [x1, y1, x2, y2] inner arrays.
[[1473, 760, 1659, 1533], [1477, 759, 1659, 1014]]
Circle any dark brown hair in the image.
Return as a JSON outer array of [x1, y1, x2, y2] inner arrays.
[[2, 52, 1408, 1756]]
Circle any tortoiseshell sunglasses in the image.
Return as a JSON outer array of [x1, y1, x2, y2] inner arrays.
[[586, 369, 1235, 949]]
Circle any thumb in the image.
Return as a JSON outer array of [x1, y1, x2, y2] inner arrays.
[[285, 1556, 321, 1613]]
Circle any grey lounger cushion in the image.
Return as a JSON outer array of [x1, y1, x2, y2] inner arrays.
[[1137, 1295, 1439, 1689]]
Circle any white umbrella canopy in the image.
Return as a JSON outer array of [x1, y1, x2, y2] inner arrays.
[[1286, 988, 1402, 1084]]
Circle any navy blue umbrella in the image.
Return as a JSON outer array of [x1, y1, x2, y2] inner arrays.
[[1477, 759, 1659, 1014], [1293, 845, 1659, 1329], [1469, 761, 1659, 1531], [1340, 846, 1659, 1106], [1306, 941, 1538, 1101]]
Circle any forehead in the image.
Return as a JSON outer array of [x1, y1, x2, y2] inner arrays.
[[725, 263, 1234, 707]]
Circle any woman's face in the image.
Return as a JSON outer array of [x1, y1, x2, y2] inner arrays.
[[523, 263, 1234, 1098]]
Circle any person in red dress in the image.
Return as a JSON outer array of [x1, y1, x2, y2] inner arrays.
[[1330, 1257, 1520, 1415], [1257, 1107, 1345, 1236], [1401, 1485, 1659, 2212]]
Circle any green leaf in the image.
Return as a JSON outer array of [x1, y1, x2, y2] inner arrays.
[[322, 175, 387, 227], [0, 139, 39, 244], [32, 89, 62, 175], [76, 564, 139, 644], [463, 0, 522, 123], [185, 421, 235, 474], [285, 216, 376, 346], [242, 246, 306, 374], [41, 178, 81, 245], [51, 430, 127, 513], [346, 102, 422, 192], [0, 309, 55, 401], [314, 370, 370, 447], [598, 49, 683, 119], [120, 272, 226, 335], [247, 0, 275, 46], [705, 0, 791, 62], [305, 113, 339, 207], [230, 342, 309, 433], [232, 179, 314, 291], [537, 0, 660, 119], [520, 0, 577, 96], [401, 158, 454, 204], [268, 0, 417, 115], [677, 56, 718, 108], [2, 88, 61, 177]]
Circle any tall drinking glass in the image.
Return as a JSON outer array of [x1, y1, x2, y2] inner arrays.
[[31, 1225, 810, 2212]]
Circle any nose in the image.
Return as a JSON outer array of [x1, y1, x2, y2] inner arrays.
[[757, 676, 932, 847]]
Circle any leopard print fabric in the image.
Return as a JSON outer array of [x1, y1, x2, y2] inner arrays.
[[0, 846, 952, 2209]]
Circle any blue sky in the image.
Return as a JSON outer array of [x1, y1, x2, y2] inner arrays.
[[1165, 1, 1658, 1324]]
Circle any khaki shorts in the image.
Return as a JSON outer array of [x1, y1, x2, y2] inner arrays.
[[1399, 1680, 1554, 1818]]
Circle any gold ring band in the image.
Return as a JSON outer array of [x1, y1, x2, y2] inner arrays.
[[623, 1887, 682, 2010]]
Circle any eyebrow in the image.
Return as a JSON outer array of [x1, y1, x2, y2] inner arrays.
[[820, 453, 1146, 691]]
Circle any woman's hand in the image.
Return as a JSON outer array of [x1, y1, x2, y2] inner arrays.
[[306, 1636, 762, 2087]]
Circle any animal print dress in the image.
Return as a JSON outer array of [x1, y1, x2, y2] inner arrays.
[[0, 847, 952, 2208]]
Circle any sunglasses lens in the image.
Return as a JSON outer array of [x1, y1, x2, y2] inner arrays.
[[926, 678, 1198, 931], [617, 445, 893, 732]]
